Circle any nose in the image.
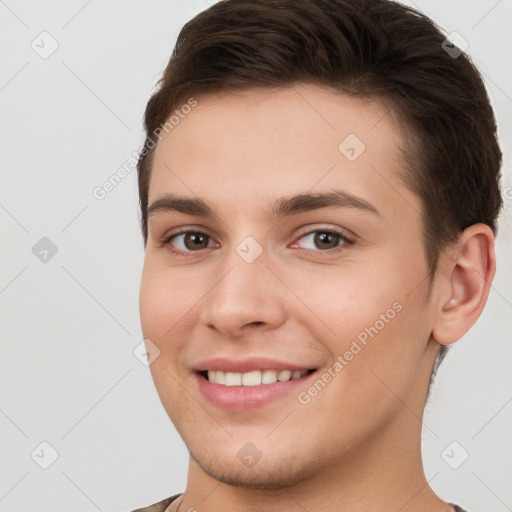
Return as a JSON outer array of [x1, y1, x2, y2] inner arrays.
[[199, 248, 287, 339]]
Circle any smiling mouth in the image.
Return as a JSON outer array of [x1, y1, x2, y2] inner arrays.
[[199, 368, 317, 386]]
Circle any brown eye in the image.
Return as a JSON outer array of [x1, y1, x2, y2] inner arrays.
[[313, 232, 340, 250], [164, 230, 217, 254], [297, 230, 349, 251], [183, 232, 210, 250]]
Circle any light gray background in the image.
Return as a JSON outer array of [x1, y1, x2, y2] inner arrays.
[[1, 1, 511, 511]]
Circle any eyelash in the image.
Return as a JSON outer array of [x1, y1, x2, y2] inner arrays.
[[161, 227, 354, 257]]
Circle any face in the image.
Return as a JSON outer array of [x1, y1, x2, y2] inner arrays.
[[139, 84, 439, 488]]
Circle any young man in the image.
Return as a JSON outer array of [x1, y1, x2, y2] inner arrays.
[[133, 0, 502, 510]]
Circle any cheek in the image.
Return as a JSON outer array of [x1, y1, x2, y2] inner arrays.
[[283, 249, 429, 375], [139, 259, 212, 378], [139, 264, 168, 337], [139, 259, 197, 337], [139, 262, 195, 414], [281, 260, 401, 342], [333, 287, 432, 410]]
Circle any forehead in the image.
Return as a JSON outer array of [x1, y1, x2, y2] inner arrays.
[[149, 84, 417, 221]]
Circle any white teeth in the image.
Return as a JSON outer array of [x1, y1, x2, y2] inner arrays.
[[214, 370, 225, 385], [262, 369, 278, 384], [224, 372, 242, 386], [277, 370, 292, 381], [206, 369, 308, 386], [241, 370, 261, 386]]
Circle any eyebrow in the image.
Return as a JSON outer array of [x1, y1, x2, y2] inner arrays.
[[147, 190, 381, 220]]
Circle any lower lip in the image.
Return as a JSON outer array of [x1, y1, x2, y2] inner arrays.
[[195, 372, 316, 410]]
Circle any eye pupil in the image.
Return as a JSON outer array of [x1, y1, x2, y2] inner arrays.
[[314, 232, 339, 249], [185, 232, 208, 250]]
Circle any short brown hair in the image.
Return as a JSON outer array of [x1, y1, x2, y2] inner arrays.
[[137, 0, 503, 376]]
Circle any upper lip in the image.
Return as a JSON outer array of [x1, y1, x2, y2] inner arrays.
[[193, 357, 316, 373]]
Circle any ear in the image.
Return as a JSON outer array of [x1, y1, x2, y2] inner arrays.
[[431, 223, 496, 346]]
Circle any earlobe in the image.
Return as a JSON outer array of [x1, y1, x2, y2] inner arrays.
[[432, 224, 496, 346]]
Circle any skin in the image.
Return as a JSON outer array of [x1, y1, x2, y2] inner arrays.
[[139, 83, 495, 512]]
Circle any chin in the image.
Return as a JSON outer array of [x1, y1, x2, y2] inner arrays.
[[189, 446, 321, 490]]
